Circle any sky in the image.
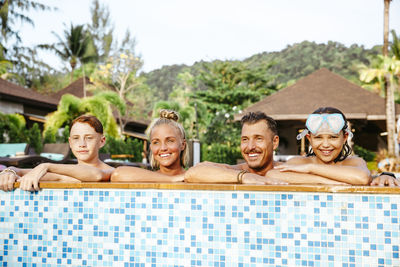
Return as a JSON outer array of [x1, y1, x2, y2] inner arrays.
[[18, 0, 400, 72]]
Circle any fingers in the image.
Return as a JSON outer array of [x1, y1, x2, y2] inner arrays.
[[19, 177, 40, 192], [370, 179, 378, 186], [0, 173, 16, 191], [394, 179, 400, 186], [388, 178, 395, 187]]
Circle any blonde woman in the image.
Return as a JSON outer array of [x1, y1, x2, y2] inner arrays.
[[111, 110, 188, 182]]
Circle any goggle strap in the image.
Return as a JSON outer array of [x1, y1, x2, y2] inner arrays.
[[346, 129, 353, 139], [296, 129, 309, 140]]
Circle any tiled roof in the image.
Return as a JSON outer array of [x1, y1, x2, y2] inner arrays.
[[242, 68, 400, 120], [52, 77, 93, 101], [0, 78, 58, 106]]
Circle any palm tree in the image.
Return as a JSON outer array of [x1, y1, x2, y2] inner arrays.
[[359, 56, 400, 156], [391, 30, 400, 60], [0, 0, 51, 59], [382, 0, 396, 156], [383, 0, 392, 56], [39, 24, 96, 81], [43, 92, 126, 140]]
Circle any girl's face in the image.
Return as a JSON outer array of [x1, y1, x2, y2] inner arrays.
[[68, 122, 105, 163], [307, 131, 347, 164], [150, 124, 185, 171]]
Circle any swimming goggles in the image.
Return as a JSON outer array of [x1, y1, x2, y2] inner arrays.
[[296, 113, 353, 140]]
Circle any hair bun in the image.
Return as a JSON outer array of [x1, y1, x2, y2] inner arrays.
[[159, 109, 179, 122]]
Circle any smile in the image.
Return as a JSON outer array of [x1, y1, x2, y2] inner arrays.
[[319, 149, 333, 156], [159, 153, 171, 158]]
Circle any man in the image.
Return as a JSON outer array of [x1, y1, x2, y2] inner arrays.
[[0, 115, 114, 191], [185, 111, 286, 184]]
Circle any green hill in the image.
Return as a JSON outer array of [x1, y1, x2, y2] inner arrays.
[[142, 40, 380, 101]]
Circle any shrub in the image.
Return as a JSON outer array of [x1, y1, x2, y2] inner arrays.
[[201, 143, 241, 165], [26, 123, 43, 153], [100, 136, 143, 162], [353, 145, 376, 162]]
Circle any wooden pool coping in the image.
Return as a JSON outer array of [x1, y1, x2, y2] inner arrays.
[[12, 182, 400, 194]]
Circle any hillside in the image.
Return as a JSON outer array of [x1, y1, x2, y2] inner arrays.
[[142, 40, 380, 101]]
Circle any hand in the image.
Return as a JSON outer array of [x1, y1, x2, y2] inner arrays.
[[242, 173, 288, 185], [370, 175, 400, 187], [0, 169, 19, 191], [275, 164, 311, 174], [19, 164, 49, 191]]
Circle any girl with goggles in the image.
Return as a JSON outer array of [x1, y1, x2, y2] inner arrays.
[[266, 107, 371, 185]]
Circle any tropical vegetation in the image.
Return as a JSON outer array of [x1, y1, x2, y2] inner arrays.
[[0, 0, 399, 164]]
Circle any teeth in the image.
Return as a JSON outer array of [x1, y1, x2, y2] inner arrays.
[[160, 154, 171, 158], [249, 153, 259, 157]]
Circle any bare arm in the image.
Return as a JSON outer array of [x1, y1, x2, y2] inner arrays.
[[275, 156, 370, 185], [44, 163, 108, 182], [185, 164, 287, 185], [266, 169, 349, 185], [194, 161, 243, 170], [111, 166, 184, 182]]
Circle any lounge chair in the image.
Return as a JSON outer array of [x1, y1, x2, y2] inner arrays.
[[0, 143, 29, 157], [0, 143, 70, 167]]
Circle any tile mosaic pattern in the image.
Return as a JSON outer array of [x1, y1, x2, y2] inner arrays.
[[0, 189, 399, 266]]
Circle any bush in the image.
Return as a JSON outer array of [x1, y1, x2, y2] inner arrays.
[[353, 145, 376, 162], [201, 143, 241, 165], [26, 123, 43, 153], [100, 136, 143, 162]]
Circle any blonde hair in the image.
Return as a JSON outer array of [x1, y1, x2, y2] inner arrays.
[[148, 109, 189, 169]]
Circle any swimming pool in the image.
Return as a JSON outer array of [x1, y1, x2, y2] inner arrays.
[[1, 183, 399, 266]]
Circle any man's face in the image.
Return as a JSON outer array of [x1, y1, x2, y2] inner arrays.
[[68, 122, 105, 163], [240, 121, 279, 173]]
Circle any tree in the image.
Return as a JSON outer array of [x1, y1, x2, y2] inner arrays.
[[383, 0, 392, 56], [359, 55, 400, 155], [39, 24, 97, 80], [0, 0, 52, 59], [43, 92, 125, 141], [390, 30, 400, 60], [87, 0, 114, 63], [0, 0, 54, 86], [382, 0, 395, 156], [194, 60, 277, 114], [89, 52, 150, 132]]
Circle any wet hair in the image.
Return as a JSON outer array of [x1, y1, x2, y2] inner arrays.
[[148, 109, 188, 169], [70, 115, 103, 134], [306, 107, 352, 162], [240, 111, 278, 136]]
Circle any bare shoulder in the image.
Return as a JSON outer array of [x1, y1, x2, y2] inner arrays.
[[234, 163, 247, 171], [341, 156, 367, 167], [286, 156, 312, 165], [99, 162, 115, 170]]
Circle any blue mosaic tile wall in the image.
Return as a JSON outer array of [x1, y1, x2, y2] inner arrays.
[[0, 189, 399, 266]]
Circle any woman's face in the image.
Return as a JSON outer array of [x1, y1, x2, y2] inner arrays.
[[68, 122, 105, 163], [150, 124, 185, 170], [307, 131, 347, 164]]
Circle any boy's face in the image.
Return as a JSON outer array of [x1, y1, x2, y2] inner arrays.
[[68, 122, 105, 163]]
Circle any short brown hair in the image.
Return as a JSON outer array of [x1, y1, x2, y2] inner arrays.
[[70, 115, 103, 134], [240, 111, 278, 136]]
